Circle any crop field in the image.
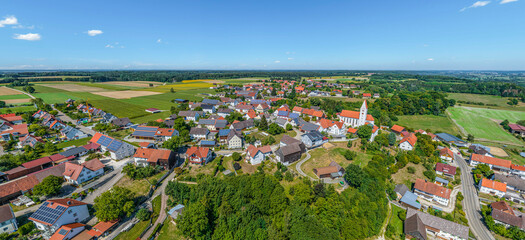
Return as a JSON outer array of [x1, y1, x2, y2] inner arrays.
[[0, 105, 36, 114], [99, 81, 162, 88], [19, 76, 89, 79], [40, 84, 108, 92], [449, 93, 525, 111], [448, 106, 525, 145], [0, 94, 30, 100], [394, 115, 460, 135], [0, 87, 22, 96], [3, 99, 30, 104], [148, 82, 214, 92], [92, 90, 162, 99]]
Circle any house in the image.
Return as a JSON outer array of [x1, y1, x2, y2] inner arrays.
[[493, 173, 525, 193], [189, 127, 210, 140], [469, 154, 512, 173], [362, 93, 372, 99], [469, 143, 492, 157], [414, 178, 451, 206], [202, 99, 220, 106], [145, 108, 160, 113], [217, 129, 231, 143], [511, 164, 525, 179], [17, 135, 44, 148], [177, 111, 203, 122], [404, 208, 469, 240], [490, 201, 525, 231], [0, 123, 28, 141], [435, 177, 449, 186], [399, 133, 417, 151], [168, 204, 185, 220], [86, 220, 119, 238], [400, 191, 422, 210], [275, 143, 304, 165], [198, 119, 228, 131], [90, 133, 135, 160], [154, 128, 179, 141], [111, 118, 132, 128], [479, 178, 507, 198], [201, 104, 216, 114], [186, 146, 213, 165], [49, 223, 86, 240], [134, 148, 176, 169], [275, 118, 290, 129], [200, 140, 216, 148], [440, 148, 454, 162], [313, 161, 344, 179], [435, 133, 467, 147], [245, 145, 272, 165], [318, 119, 346, 136], [29, 199, 89, 233], [301, 131, 327, 148], [60, 126, 88, 141], [373, 93, 380, 98], [226, 129, 243, 149], [508, 123, 525, 137], [0, 114, 23, 125], [63, 159, 105, 185], [338, 101, 374, 128], [390, 125, 405, 134], [217, 108, 233, 117], [0, 204, 17, 234], [230, 119, 254, 131], [394, 184, 410, 200], [369, 124, 379, 142], [296, 120, 320, 132], [435, 163, 457, 178]]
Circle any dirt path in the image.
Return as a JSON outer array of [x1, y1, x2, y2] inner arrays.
[[6, 86, 36, 99], [373, 202, 392, 240], [141, 171, 177, 240]]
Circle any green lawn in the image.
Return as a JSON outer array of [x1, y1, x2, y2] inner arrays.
[[386, 204, 406, 240], [448, 93, 525, 111], [0, 105, 36, 114], [395, 115, 460, 135], [0, 94, 30, 100], [157, 218, 184, 240], [448, 106, 525, 145], [114, 220, 150, 240], [56, 137, 91, 149]]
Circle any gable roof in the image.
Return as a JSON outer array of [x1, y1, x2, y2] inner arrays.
[[405, 208, 469, 240], [0, 204, 15, 223], [435, 162, 457, 175], [134, 148, 172, 163], [414, 178, 451, 199], [391, 125, 405, 133], [471, 154, 512, 169], [185, 146, 210, 159], [29, 199, 87, 226], [400, 133, 417, 147], [480, 178, 507, 192]]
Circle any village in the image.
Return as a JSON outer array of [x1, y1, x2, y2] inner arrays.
[[0, 77, 524, 240]]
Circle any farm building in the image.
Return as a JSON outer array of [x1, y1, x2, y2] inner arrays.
[[145, 108, 161, 113], [435, 133, 467, 147]]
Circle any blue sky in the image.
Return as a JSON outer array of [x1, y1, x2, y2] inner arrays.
[[0, 0, 523, 70]]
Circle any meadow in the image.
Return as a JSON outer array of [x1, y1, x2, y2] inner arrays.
[[394, 115, 460, 135], [448, 106, 525, 145], [448, 92, 525, 111]]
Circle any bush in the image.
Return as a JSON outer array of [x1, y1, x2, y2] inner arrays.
[[284, 171, 294, 182], [343, 150, 357, 160], [136, 208, 151, 221], [423, 170, 436, 181], [18, 222, 35, 236], [233, 162, 241, 170], [398, 211, 406, 221], [232, 152, 242, 162], [274, 170, 283, 181], [407, 166, 416, 174]]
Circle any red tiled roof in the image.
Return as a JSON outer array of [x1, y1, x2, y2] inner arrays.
[[88, 220, 119, 237], [82, 142, 100, 150], [0, 175, 39, 197], [347, 127, 357, 134], [1, 123, 28, 136], [440, 148, 454, 158], [185, 146, 209, 159], [47, 198, 87, 207], [156, 128, 176, 136], [338, 110, 373, 121], [400, 133, 417, 147], [49, 223, 86, 240], [362, 93, 372, 97], [511, 164, 525, 172], [83, 159, 104, 171], [471, 154, 512, 169], [435, 162, 457, 175], [414, 178, 451, 199], [139, 142, 151, 148], [391, 125, 405, 133], [22, 156, 53, 169], [481, 178, 507, 192], [134, 148, 172, 163], [491, 201, 514, 215]]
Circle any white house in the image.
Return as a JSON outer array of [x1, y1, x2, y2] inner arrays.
[[479, 178, 507, 198], [301, 131, 327, 149], [226, 129, 243, 149], [318, 119, 346, 136], [399, 133, 417, 151], [63, 159, 105, 185], [29, 199, 89, 234], [370, 124, 379, 142], [338, 101, 374, 128], [90, 133, 135, 160], [469, 154, 512, 173], [440, 148, 454, 162], [0, 205, 17, 234], [511, 164, 525, 179], [413, 179, 451, 206], [245, 145, 272, 165], [48, 223, 86, 240]]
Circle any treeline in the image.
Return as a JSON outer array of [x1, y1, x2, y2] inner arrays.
[[166, 155, 391, 240]]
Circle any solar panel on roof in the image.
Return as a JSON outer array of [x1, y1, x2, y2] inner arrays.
[[108, 140, 123, 151], [101, 136, 113, 147], [58, 229, 68, 235], [30, 202, 67, 225], [96, 135, 107, 145]]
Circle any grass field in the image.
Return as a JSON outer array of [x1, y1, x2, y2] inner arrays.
[[448, 93, 525, 111], [387, 204, 406, 240], [114, 220, 150, 240], [157, 219, 184, 240], [448, 106, 525, 145], [394, 115, 460, 135], [0, 94, 30, 100], [56, 137, 90, 149], [0, 105, 36, 114]]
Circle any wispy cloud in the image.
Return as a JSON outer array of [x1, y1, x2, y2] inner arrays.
[[0, 16, 18, 27], [460, 1, 491, 11], [87, 30, 103, 36], [13, 33, 41, 41], [156, 39, 162, 43], [12, 24, 34, 29], [500, 0, 518, 4], [288, 58, 294, 60], [274, 60, 281, 63], [427, 58, 434, 61], [105, 42, 124, 48]]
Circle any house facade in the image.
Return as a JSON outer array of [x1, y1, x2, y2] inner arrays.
[[413, 178, 451, 206], [479, 178, 507, 198], [0, 205, 17, 234], [63, 159, 105, 185], [29, 199, 89, 234], [186, 147, 213, 165]]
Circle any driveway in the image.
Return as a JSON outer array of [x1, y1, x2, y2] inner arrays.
[[52, 106, 96, 136], [295, 151, 316, 181], [455, 152, 495, 240]]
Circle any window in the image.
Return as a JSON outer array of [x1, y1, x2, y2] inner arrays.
[[2, 227, 6, 232], [73, 213, 77, 217], [68, 210, 72, 214]]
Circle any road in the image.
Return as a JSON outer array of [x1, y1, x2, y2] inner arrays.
[[6, 87, 36, 99], [52, 105, 96, 136], [455, 152, 495, 240], [295, 151, 315, 181]]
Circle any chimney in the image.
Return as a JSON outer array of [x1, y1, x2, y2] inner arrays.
[[67, 200, 71, 205]]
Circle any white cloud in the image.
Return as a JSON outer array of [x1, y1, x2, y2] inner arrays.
[[274, 60, 281, 63], [460, 1, 491, 11], [500, 0, 518, 3], [157, 39, 162, 43], [427, 58, 434, 61], [105, 42, 124, 48], [105, 44, 114, 48], [12, 25, 34, 29], [13, 33, 41, 41], [0, 16, 18, 27], [87, 30, 103, 36], [288, 58, 294, 60]]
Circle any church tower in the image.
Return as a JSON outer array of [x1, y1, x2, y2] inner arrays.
[[358, 100, 367, 126]]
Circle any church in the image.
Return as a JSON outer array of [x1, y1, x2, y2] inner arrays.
[[338, 100, 375, 128]]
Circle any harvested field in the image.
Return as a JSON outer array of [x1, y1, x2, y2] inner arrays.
[[488, 147, 509, 157], [3, 99, 30, 104], [0, 87, 22, 96], [100, 81, 162, 88], [92, 90, 162, 99], [41, 84, 107, 92]]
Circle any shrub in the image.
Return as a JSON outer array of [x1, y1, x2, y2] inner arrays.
[[136, 208, 151, 221], [343, 150, 357, 160], [407, 166, 416, 174], [18, 222, 35, 236], [233, 162, 241, 170]]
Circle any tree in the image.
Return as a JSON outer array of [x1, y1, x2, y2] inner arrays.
[[388, 132, 396, 146], [343, 150, 357, 160], [259, 115, 268, 131], [18, 222, 35, 236], [268, 123, 285, 135], [94, 186, 135, 221], [232, 152, 242, 162], [0, 101, 5, 108], [170, 87, 175, 93], [467, 134, 475, 142], [136, 208, 151, 221], [344, 164, 366, 188], [286, 124, 293, 131], [357, 125, 373, 140], [33, 175, 64, 196], [23, 85, 35, 93]]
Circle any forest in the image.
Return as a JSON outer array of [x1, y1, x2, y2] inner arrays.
[[165, 154, 391, 240]]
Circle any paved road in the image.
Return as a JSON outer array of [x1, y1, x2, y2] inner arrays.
[[295, 151, 315, 181], [7, 87, 36, 99], [141, 171, 177, 240], [52, 105, 96, 136], [455, 152, 495, 240]]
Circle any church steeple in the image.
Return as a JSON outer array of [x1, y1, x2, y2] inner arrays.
[[358, 100, 367, 126]]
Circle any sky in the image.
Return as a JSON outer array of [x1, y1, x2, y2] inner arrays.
[[0, 0, 524, 70]]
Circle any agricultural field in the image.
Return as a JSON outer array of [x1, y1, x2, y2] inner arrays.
[[0, 86, 22, 96], [40, 83, 108, 92], [0, 105, 36, 114], [449, 93, 525, 111], [394, 115, 460, 135], [448, 106, 525, 145], [100, 81, 162, 88], [92, 90, 162, 99]]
